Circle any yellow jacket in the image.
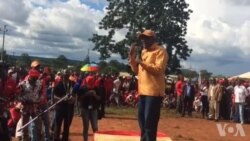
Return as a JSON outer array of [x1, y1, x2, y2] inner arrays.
[[129, 43, 168, 96]]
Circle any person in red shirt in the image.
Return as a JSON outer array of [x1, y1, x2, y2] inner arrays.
[[23, 60, 51, 141], [8, 102, 22, 136], [3, 69, 17, 107], [104, 74, 114, 106], [94, 74, 106, 118], [16, 69, 45, 141], [175, 74, 185, 114], [39, 67, 52, 141], [79, 73, 100, 141]]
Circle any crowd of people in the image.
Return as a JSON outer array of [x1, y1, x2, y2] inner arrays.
[[1, 59, 250, 141], [0, 11, 249, 138], [170, 74, 250, 124], [0, 60, 140, 141]]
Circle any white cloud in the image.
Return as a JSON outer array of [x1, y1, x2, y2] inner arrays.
[[1, 0, 250, 76], [222, 0, 250, 5], [0, 0, 30, 25], [184, 0, 250, 75], [1, 0, 105, 61], [237, 21, 250, 53]]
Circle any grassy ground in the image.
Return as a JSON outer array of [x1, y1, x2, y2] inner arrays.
[[105, 106, 178, 118]]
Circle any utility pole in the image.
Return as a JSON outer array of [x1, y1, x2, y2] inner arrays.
[[87, 48, 90, 64], [83, 48, 90, 64], [0, 25, 8, 62]]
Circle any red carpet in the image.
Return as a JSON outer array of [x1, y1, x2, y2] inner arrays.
[[94, 130, 172, 141]]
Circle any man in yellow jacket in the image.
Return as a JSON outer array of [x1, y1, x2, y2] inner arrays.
[[129, 29, 168, 141]]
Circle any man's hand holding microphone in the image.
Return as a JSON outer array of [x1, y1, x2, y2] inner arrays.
[[129, 43, 142, 64]]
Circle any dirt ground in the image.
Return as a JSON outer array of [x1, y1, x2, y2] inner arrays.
[[69, 115, 250, 141], [12, 114, 250, 141]]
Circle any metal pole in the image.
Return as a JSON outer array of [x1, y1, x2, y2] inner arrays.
[[1, 25, 7, 62], [17, 93, 71, 131]]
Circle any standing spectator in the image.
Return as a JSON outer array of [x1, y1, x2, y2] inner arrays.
[[26, 60, 51, 141], [175, 74, 185, 115], [182, 79, 195, 117], [79, 74, 101, 141], [0, 62, 8, 97], [247, 83, 250, 95], [226, 80, 235, 120], [208, 78, 216, 120], [104, 74, 113, 106], [129, 75, 138, 92], [17, 69, 45, 141], [0, 107, 11, 141], [53, 70, 74, 141], [219, 79, 231, 120], [112, 76, 123, 106], [122, 77, 130, 92], [3, 69, 17, 106], [129, 29, 168, 141], [38, 67, 52, 141], [200, 80, 209, 118], [8, 102, 22, 137], [0, 79, 11, 141], [208, 79, 223, 121], [95, 74, 106, 118], [234, 79, 248, 124]]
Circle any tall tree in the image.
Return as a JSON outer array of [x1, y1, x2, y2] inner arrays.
[[98, 60, 108, 70], [90, 0, 192, 72], [18, 53, 31, 67], [200, 69, 213, 80]]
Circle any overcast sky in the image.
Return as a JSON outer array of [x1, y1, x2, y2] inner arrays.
[[0, 0, 250, 76]]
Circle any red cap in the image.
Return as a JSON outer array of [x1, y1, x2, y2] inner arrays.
[[86, 75, 95, 89], [243, 82, 249, 88], [219, 79, 224, 85], [29, 69, 40, 78], [43, 67, 50, 74]]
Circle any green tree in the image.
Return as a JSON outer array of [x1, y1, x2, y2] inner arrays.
[[18, 53, 31, 67], [101, 66, 119, 74], [90, 0, 192, 73], [200, 70, 213, 80], [98, 60, 108, 70], [109, 60, 121, 68], [181, 69, 198, 79]]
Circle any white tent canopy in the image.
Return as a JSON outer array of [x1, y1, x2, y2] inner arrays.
[[229, 71, 250, 80], [119, 72, 131, 77], [238, 72, 250, 79]]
